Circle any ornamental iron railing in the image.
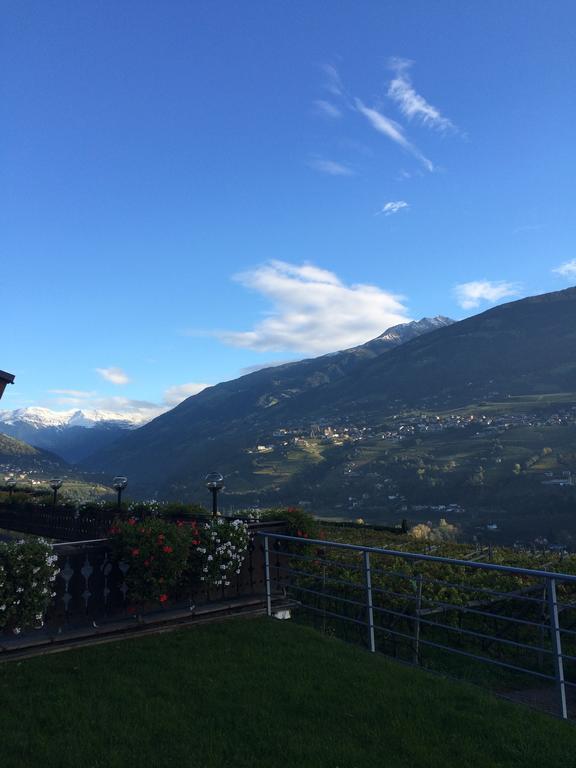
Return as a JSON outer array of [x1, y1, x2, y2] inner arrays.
[[260, 531, 576, 719], [0, 521, 286, 647]]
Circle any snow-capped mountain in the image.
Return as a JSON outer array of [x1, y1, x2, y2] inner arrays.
[[0, 407, 152, 430], [371, 316, 454, 347], [0, 407, 156, 464]]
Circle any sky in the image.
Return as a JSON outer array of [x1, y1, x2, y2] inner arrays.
[[2, 1, 576, 419]]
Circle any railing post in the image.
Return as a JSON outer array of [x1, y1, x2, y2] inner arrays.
[[263, 535, 272, 617], [547, 577, 568, 719], [413, 574, 423, 665], [363, 550, 375, 652]]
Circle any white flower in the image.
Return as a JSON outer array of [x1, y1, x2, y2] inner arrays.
[[13, 627, 21, 635]]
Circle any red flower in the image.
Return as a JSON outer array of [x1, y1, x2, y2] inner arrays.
[[131, 548, 140, 557], [296, 529, 303, 537], [163, 545, 173, 554], [176, 520, 184, 527], [144, 560, 150, 567], [159, 594, 168, 603], [157, 534, 165, 543], [127, 517, 137, 526]]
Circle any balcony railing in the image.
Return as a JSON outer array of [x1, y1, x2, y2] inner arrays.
[[259, 531, 576, 719]]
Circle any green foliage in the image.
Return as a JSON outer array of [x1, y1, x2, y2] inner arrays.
[[159, 501, 208, 520], [108, 515, 251, 600], [261, 507, 319, 538], [0, 538, 59, 634], [109, 517, 195, 605]]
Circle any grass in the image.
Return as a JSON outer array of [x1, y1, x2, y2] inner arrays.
[[1, 618, 576, 767]]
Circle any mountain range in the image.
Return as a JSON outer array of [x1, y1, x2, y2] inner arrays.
[[81, 287, 576, 502], [0, 408, 148, 463]]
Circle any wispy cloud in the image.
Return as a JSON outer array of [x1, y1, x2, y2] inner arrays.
[[48, 389, 97, 399], [308, 158, 355, 176], [314, 99, 342, 119], [388, 58, 456, 133], [239, 360, 297, 376], [378, 201, 409, 216], [44, 381, 211, 417], [321, 63, 345, 97], [354, 99, 434, 172], [454, 280, 520, 310], [96, 366, 130, 385], [218, 260, 412, 354], [163, 382, 210, 406], [553, 259, 576, 279]]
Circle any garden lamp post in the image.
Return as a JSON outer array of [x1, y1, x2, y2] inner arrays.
[[5, 477, 16, 501], [49, 479, 63, 510], [205, 472, 224, 518], [112, 476, 128, 510]]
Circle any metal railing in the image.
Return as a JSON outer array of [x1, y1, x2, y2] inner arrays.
[[259, 532, 576, 719]]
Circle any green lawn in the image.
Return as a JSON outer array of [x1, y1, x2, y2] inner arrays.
[[1, 618, 575, 768]]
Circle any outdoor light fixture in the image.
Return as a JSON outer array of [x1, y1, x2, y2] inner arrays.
[[49, 479, 63, 509], [5, 477, 16, 501], [112, 476, 128, 510], [205, 472, 224, 517]]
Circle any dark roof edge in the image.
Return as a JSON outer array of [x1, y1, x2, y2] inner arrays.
[[0, 370, 15, 384]]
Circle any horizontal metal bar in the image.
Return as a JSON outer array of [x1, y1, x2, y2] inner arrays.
[[411, 574, 547, 604], [369, 604, 554, 655], [368, 622, 559, 682], [287, 583, 367, 609], [414, 597, 550, 631], [279, 549, 364, 571], [292, 601, 368, 627], [259, 532, 576, 584], [280, 571, 552, 634], [53, 538, 108, 547], [414, 636, 559, 682], [273, 564, 364, 590]]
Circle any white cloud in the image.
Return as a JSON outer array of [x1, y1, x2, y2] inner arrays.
[[454, 280, 520, 310], [308, 158, 355, 176], [314, 100, 342, 119], [379, 201, 409, 216], [48, 389, 97, 398], [96, 367, 130, 385], [218, 260, 412, 354], [163, 382, 210, 406], [239, 360, 298, 376], [553, 259, 576, 279], [44, 382, 212, 418], [388, 58, 456, 132], [321, 63, 345, 97], [354, 99, 434, 172]]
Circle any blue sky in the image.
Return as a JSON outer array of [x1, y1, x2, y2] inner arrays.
[[2, 1, 575, 418]]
